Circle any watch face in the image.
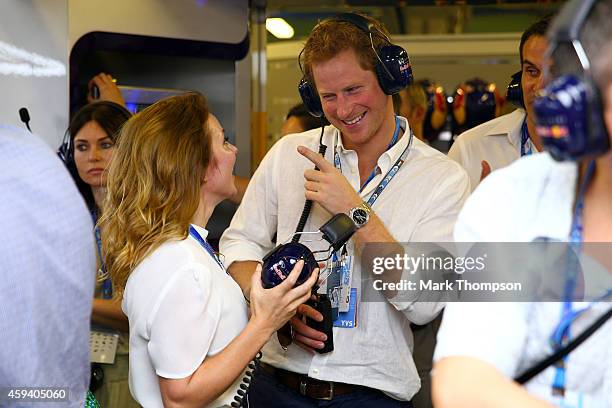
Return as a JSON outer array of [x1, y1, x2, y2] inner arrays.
[[352, 208, 368, 225]]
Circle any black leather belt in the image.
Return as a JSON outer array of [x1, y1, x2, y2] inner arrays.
[[259, 362, 366, 400]]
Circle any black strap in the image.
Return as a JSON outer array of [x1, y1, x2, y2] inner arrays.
[[514, 306, 612, 384], [292, 126, 327, 243]]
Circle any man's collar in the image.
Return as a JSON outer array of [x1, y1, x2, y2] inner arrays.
[[484, 109, 526, 148], [333, 116, 411, 176]]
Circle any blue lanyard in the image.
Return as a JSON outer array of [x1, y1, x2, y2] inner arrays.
[[569, 161, 596, 245], [520, 119, 533, 157], [550, 160, 596, 397], [355, 116, 402, 192], [92, 210, 112, 300], [189, 225, 225, 271], [334, 116, 413, 207]]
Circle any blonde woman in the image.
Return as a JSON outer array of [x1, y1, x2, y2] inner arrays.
[[101, 92, 317, 407]]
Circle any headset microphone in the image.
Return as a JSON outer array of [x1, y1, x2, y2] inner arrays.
[[19, 107, 32, 132]]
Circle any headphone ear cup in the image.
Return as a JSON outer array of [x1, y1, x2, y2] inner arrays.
[[506, 70, 525, 109], [376, 45, 413, 95], [585, 77, 611, 156], [58, 130, 73, 164], [534, 74, 609, 161], [261, 242, 317, 288], [298, 77, 323, 118]]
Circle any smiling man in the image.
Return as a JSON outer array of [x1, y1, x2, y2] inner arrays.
[[221, 13, 469, 408], [448, 15, 552, 191]]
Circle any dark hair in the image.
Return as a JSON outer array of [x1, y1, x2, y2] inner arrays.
[[65, 101, 131, 211], [286, 103, 329, 131], [519, 14, 553, 64], [392, 93, 402, 114]]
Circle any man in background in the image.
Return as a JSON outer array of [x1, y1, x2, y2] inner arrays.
[[394, 84, 428, 143], [281, 103, 330, 136], [448, 15, 551, 191]]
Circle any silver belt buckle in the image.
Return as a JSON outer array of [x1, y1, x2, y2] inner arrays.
[[300, 378, 335, 400], [321, 382, 334, 400], [299, 379, 307, 396]]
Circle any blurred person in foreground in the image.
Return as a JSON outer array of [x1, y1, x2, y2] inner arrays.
[[0, 125, 94, 407], [433, 1, 612, 406]]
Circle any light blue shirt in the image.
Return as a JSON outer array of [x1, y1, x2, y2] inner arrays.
[[0, 125, 95, 407]]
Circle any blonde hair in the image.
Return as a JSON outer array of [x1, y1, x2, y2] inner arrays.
[[100, 92, 211, 296], [403, 83, 427, 113]]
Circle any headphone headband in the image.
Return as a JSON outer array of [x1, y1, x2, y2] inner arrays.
[[548, 0, 598, 74], [534, 0, 610, 161], [333, 13, 391, 44], [298, 12, 412, 117], [549, 0, 596, 45]]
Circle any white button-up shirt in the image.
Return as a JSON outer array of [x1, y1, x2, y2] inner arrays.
[[221, 118, 470, 401], [124, 225, 248, 408], [435, 153, 611, 407], [448, 109, 537, 192]]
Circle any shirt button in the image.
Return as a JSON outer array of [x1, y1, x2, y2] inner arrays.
[[312, 368, 319, 374]]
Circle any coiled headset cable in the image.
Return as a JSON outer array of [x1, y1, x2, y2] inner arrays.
[[230, 351, 262, 407]]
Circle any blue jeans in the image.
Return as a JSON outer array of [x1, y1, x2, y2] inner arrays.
[[247, 366, 413, 408]]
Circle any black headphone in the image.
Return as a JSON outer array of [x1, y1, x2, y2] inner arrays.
[[58, 101, 131, 165], [261, 213, 357, 289], [533, 0, 609, 161], [506, 70, 525, 109], [298, 13, 413, 118]]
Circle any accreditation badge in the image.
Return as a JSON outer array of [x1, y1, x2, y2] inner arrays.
[[338, 254, 353, 313], [334, 288, 358, 328], [553, 392, 585, 408], [325, 253, 342, 321]]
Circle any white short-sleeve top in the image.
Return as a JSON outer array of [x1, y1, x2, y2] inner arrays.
[[123, 224, 248, 408]]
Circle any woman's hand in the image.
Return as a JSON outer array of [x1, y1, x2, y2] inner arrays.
[[87, 72, 126, 107], [248, 261, 318, 335]]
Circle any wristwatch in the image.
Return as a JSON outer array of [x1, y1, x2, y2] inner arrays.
[[348, 202, 371, 229]]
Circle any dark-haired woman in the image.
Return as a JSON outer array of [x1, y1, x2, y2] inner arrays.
[[63, 101, 139, 407]]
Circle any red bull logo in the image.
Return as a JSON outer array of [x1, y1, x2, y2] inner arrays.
[[536, 125, 569, 139], [399, 63, 411, 73]]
